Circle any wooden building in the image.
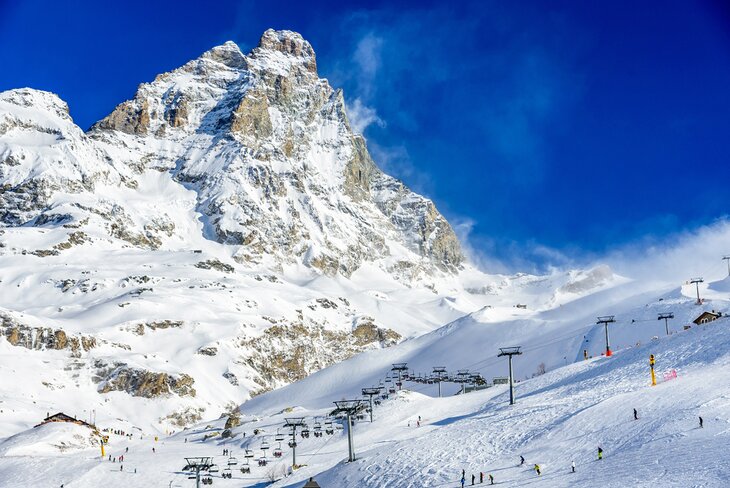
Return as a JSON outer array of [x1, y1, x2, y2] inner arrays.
[[692, 311, 722, 325], [34, 412, 94, 429]]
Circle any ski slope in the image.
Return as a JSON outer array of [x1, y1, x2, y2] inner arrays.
[[0, 277, 728, 487]]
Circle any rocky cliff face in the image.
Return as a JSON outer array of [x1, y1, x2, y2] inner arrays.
[[85, 29, 462, 275]]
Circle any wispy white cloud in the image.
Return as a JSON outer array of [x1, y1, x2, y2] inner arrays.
[[346, 97, 385, 134]]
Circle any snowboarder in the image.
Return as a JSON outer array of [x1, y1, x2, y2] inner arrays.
[[520, 455, 525, 465], [598, 446, 603, 460], [571, 460, 576, 473], [460, 474, 466, 488], [489, 474, 494, 485], [534, 464, 541, 476], [472, 473, 475, 485], [633, 408, 638, 420], [699, 416, 704, 428]]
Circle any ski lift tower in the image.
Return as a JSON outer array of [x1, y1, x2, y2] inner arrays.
[[657, 312, 674, 336], [183, 456, 214, 488], [391, 363, 408, 391], [723, 256, 730, 277], [497, 347, 522, 405], [361, 387, 381, 422], [331, 400, 366, 462], [455, 369, 471, 394], [690, 277, 704, 304], [432, 366, 447, 397], [284, 417, 306, 469], [597, 316, 616, 357]]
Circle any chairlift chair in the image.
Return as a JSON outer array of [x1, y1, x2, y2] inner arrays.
[[240, 465, 251, 474], [273, 447, 283, 458], [209, 464, 220, 473], [260, 439, 270, 450], [227, 456, 238, 466], [244, 449, 254, 458], [275, 429, 284, 442]]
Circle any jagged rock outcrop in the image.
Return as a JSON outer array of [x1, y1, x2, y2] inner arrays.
[[1, 313, 96, 353], [96, 363, 196, 398], [241, 320, 401, 395]]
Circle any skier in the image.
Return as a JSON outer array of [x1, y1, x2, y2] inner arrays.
[[460, 474, 466, 488], [472, 473, 475, 485], [633, 408, 638, 420], [125, 447, 129, 453], [152, 447, 155, 453], [699, 416, 704, 428], [534, 464, 541, 476], [571, 460, 576, 473], [597, 446, 603, 460], [479, 472, 483, 483], [120, 465, 123, 471], [489, 474, 494, 485], [520, 455, 525, 466]]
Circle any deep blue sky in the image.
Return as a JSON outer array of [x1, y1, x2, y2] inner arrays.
[[2, 0, 729, 270]]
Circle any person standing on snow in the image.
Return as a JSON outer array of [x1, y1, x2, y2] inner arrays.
[[571, 460, 576, 473], [460, 474, 466, 487], [699, 416, 703, 428], [471, 473, 475, 485], [489, 474, 494, 485], [520, 455, 525, 466], [479, 472, 483, 483], [598, 446, 603, 460], [633, 408, 638, 420]]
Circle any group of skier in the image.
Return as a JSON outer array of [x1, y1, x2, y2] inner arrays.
[[460, 469, 494, 486], [459, 409, 708, 484]]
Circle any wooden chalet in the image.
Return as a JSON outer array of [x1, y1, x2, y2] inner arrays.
[[302, 478, 322, 488], [693, 311, 722, 325], [34, 412, 94, 429]]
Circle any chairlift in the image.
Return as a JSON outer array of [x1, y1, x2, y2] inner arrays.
[[257, 457, 268, 467], [273, 447, 283, 458], [288, 440, 297, 448], [260, 440, 270, 450], [244, 449, 254, 458], [209, 464, 220, 473], [227, 456, 238, 466], [275, 429, 284, 442], [240, 465, 251, 474]]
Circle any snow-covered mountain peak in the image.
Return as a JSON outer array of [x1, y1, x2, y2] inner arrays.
[[199, 40, 248, 70], [252, 28, 317, 72]]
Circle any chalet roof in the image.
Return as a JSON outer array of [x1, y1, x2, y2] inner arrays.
[[302, 477, 321, 488], [34, 412, 94, 429], [693, 311, 722, 325]]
